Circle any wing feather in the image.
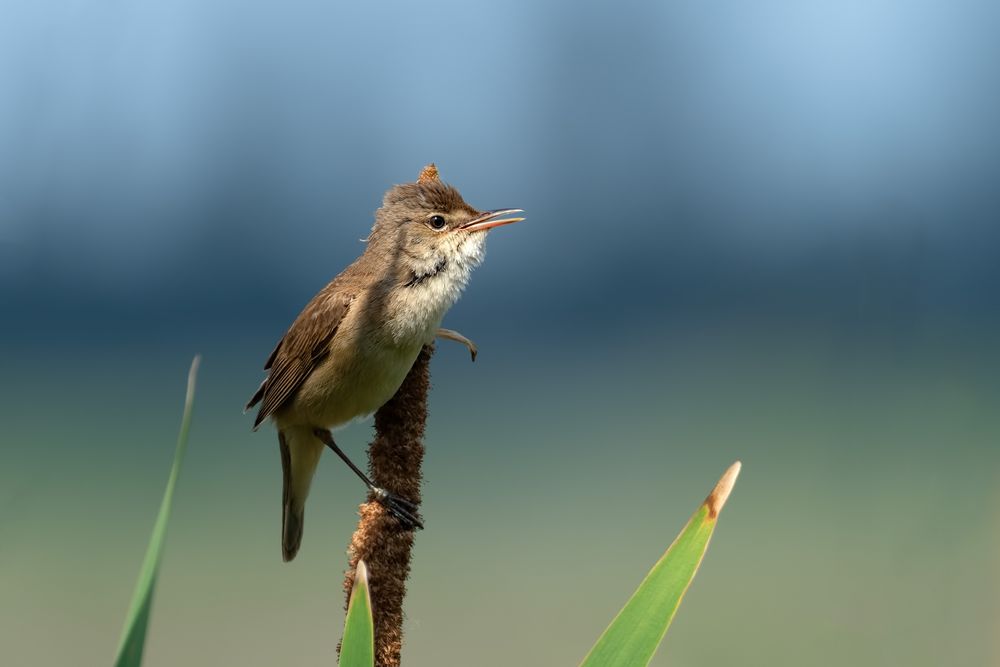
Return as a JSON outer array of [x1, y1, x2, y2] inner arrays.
[[249, 291, 354, 430]]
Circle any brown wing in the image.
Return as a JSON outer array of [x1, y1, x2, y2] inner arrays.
[[243, 338, 283, 411], [248, 291, 354, 430]]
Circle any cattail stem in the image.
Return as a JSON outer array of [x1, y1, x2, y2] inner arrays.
[[341, 343, 433, 667]]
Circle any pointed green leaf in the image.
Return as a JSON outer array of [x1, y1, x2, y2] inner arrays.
[[340, 560, 375, 667], [580, 461, 741, 667], [113, 356, 200, 667]]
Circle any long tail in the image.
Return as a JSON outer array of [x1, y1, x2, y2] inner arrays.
[[278, 426, 324, 562]]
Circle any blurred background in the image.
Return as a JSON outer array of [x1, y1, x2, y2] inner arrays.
[[2, 0, 998, 664]]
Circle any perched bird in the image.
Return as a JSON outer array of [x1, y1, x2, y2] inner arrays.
[[246, 164, 524, 561]]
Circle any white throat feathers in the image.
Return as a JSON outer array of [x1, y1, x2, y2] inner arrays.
[[387, 231, 487, 344]]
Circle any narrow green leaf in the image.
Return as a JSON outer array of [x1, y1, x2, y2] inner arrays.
[[340, 560, 375, 667], [113, 356, 200, 667], [580, 461, 741, 667]]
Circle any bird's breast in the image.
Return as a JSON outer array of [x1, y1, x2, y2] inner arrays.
[[292, 332, 424, 429]]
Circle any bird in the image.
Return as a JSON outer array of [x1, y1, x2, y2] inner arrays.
[[246, 164, 525, 561]]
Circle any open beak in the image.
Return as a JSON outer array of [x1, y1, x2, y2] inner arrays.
[[460, 208, 525, 233]]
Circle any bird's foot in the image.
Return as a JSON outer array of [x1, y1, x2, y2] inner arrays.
[[313, 428, 424, 530], [436, 328, 478, 362], [371, 487, 424, 531]]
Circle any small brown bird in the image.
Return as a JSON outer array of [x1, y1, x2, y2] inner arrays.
[[246, 164, 524, 561]]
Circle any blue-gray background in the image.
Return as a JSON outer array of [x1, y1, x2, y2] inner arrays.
[[1, 1, 998, 665]]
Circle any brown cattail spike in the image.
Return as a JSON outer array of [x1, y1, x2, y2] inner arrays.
[[341, 344, 433, 667], [417, 163, 440, 184]]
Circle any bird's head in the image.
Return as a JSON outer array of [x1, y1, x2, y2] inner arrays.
[[367, 164, 524, 285]]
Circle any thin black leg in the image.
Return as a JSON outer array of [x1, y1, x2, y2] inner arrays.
[[313, 428, 424, 530]]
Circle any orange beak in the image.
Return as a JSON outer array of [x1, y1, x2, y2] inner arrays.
[[460, 209, 525, 233]]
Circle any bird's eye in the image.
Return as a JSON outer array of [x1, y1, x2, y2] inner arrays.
[[428, 215, 447, 230]]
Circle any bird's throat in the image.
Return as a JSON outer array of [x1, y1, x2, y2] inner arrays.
[[403, 258, 447, 288], [386, 233, 486, 345]]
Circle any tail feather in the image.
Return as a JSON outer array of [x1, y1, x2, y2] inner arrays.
[[278, 427, 324, 562]]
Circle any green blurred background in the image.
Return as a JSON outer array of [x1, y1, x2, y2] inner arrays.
[[3, 329, 997, 665], [2, 0, 999, 664]]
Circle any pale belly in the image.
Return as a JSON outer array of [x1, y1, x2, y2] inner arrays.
[[277, 334, 427, 429]]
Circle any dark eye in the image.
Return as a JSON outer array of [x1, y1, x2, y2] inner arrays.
[[428, 215, 447, 230]]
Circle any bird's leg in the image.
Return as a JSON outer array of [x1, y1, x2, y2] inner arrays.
[[436, 328, 478, 362], [312, 428, 424, 530]]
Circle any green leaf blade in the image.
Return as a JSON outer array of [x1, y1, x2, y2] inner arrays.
[[113, 356, 200, 667], [340, 560, 375, 667], [580, 461, 741, 667]]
